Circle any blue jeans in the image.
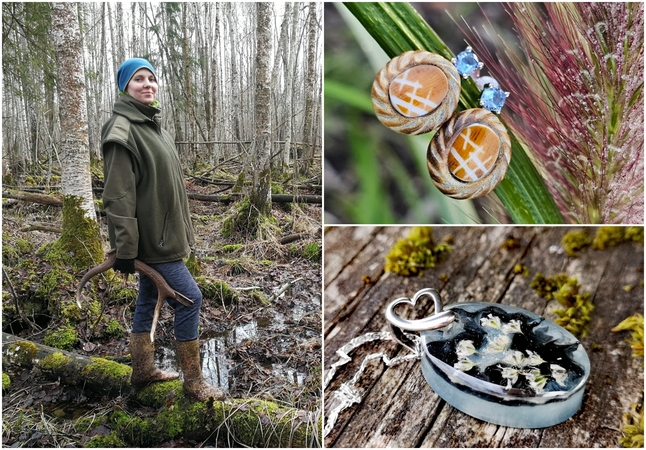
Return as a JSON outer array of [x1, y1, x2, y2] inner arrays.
[[131, 260, 202, 342]]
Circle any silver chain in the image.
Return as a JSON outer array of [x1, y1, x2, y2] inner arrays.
[[323, 331, 421, 438]]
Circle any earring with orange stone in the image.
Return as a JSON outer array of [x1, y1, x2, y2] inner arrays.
[[372, 47, 511, 200]]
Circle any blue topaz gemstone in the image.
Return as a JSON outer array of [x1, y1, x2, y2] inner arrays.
[[480, 86, 508, 113], [453, 48, 481, 78]]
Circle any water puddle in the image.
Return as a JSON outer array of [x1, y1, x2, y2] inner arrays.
[[155, 316, 308, 392]]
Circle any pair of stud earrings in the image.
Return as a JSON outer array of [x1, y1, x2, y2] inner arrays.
[[372, 47, 511, 199]]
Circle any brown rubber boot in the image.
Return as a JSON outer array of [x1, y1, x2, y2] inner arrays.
[[130, 332, 179, 385], [175, 339, 225, 401]]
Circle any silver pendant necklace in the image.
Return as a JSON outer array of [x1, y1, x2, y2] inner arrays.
[[324, 288, 590, 436]]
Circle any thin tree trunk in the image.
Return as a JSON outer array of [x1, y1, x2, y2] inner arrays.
[[50, 2, 95, 219], [251, 3, 273, 216], [302, 3, 318, 177]]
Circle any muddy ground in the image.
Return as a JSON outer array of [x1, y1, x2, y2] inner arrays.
[[2, 180, 322, 447]]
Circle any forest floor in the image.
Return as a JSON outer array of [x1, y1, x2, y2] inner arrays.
[[1, 178, 322, 447]]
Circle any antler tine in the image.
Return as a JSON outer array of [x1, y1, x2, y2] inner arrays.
[[75, 249, 117, 308]]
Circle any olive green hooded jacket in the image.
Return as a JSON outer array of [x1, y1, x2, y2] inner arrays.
[[101, 95, 195, 263]]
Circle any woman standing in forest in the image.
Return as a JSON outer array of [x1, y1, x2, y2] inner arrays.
[[101, 58, 222, 401]]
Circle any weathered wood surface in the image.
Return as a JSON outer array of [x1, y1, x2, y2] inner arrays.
[[323, 226, 644, 448]]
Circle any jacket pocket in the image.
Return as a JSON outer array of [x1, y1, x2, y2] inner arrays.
[[159, 211, 169, 247]]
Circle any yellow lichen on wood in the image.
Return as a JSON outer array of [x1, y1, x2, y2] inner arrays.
[[619, 402, 644, 448], [384, 227, 452, 276], [530, 273, 594, 338], [612, 314, 644, 358], [562, 230, 592, 256]]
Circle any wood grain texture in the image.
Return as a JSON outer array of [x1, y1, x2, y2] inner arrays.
[[324, 226, 644, 448]]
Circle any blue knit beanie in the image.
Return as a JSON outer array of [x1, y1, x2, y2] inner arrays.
[[117, 58, 157, 93]]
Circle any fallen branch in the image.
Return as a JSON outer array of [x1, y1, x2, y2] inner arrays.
[[269, 278, 304, 303], [2, 189, 63, 205], [20, 223, 63, 233], [2, 332, 320, 447], [280, 233, 308, 245]]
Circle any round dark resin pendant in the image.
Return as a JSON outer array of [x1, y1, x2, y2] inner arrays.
[[420, 302, 590, 428]]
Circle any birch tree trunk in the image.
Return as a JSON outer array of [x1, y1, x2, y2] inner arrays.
[[50, 2, 95, 220], [250, 2, 273, 216], [302, 2, 318, 177]]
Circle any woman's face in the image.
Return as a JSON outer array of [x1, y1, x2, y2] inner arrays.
[[126, 68, 158, 105]]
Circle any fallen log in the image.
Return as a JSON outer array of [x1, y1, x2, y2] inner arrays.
[[2, 332, 320, 447], [3, 189, 322, 206], [2, 189, 63, 205]]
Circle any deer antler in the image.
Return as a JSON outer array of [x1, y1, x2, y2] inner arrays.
[[76, 249, 195, 342]]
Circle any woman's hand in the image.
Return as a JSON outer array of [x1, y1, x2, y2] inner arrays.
[[113, 258, 135, 274]]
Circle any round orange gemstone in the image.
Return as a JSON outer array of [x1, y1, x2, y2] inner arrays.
[[388, 65, 449, 118], [448, 124, 500, 182]]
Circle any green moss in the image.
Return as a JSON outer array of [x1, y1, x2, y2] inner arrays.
[[105, 318, 126, 339], [3, 372, 11, 390], [222, 196, 278, 239], [251, 290, 270, 306], [385, 227, 452, 276], [88, 299, 102, 318], [513, 264, 530, 276], [196, 277, 239, 306], [530, 273, 594, 338], [60, 301, 82, 321], [109, 285, 138, 304], [136, 380, 184, 409], [593, 226, 627, 249], [259, 259, 273, 266], [222, 244, 244, 253], [625, 227, 644, 244], [619, 403, 644, 448], [612, 314, 644, 358], [562, 230, 592, 257], [82, 357, 132, 386], [37, 268, 77, 309], [232, 172, 245, 193], [55, 195, 103, 270], [184, 252, 202, 277], [39, 352, 71, 372], [121, 388, 317, 447], [44, 324, 79, 350], [303, 243, 321, 262], [109, 389, 207, 446], [271, 182, 286, 195], [222, 197, 258, 237], [5, 341, 39, 367], [86, 433, 126, 448]]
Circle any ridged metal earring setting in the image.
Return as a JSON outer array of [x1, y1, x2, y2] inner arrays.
[[372, 47, 511, 199]]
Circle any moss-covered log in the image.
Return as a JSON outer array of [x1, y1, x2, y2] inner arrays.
[[2, 332, 131, 397], [2, 333, 321, 447]]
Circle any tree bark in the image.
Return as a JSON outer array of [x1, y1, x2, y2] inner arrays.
[[50, 2, 95, 220], [250, 2, 273, 217], [302, 3, 318, 177]]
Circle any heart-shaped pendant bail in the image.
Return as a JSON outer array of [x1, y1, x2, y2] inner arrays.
[[385, 288, 455, 353]]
